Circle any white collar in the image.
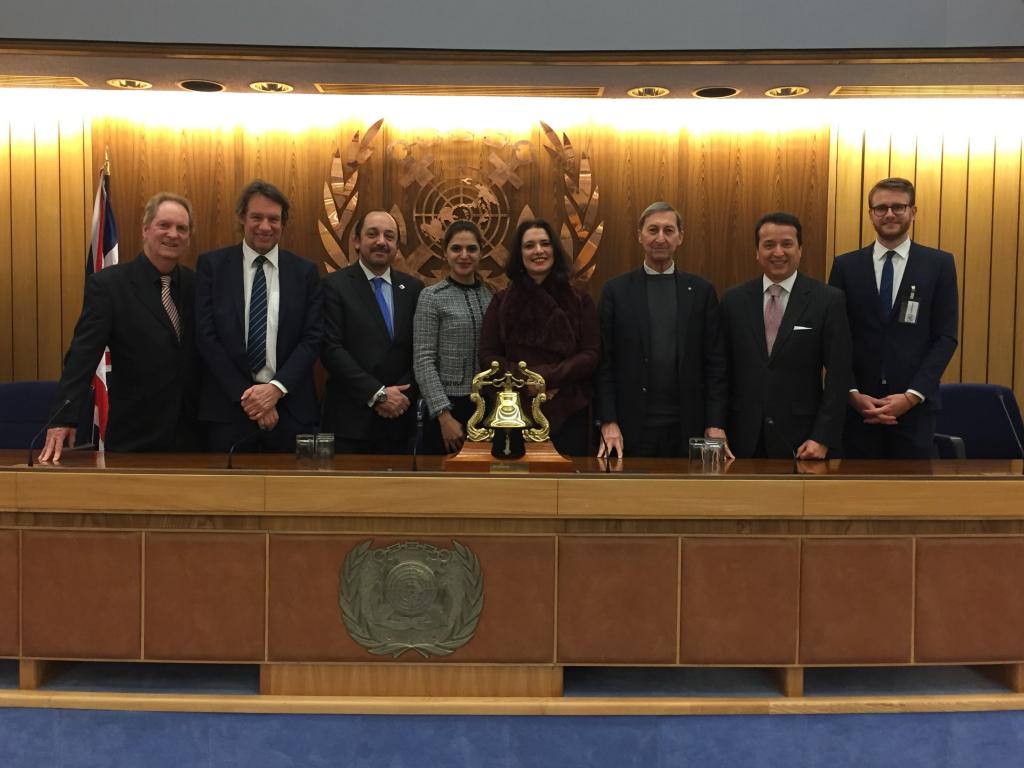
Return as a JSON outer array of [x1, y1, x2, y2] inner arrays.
[[762, 271, 799, 294], [242, 241, 278, 267], [358, 259, 391, 284]]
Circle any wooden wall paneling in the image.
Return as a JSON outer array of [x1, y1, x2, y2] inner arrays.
[[1017, 171, 1024, 409], [58, 116, 88, 356], [9, 117, 38, 380], [961, 134, 996, 383], [912, 132, 944, 247], [938, 133, 970, 382], [831, 123, 865, 262], [825, 125, 839, 275], [693, 130, 747, 291], [860, 127, 892, 245], [34, 119, 63, 380], [180, 125, 238, 254], [888, 130, 918, 184], [988, 136, 1021, 386], [0, 118, 13, 380], [783, 126, 830, 282]]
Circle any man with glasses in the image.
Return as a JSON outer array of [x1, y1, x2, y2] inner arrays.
[[828, 177, 958, 458]]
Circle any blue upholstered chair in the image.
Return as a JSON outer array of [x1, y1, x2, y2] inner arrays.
[[934, 383, 1024, 459], [0, 380, 61, 449]]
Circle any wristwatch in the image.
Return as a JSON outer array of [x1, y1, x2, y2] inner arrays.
[[373, 389, 388, 406]]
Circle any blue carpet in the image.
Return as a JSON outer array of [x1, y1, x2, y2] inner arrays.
[[2, 709, 1024, 768]]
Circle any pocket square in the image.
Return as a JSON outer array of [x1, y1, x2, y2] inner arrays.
[[793, 325, 813, 331]]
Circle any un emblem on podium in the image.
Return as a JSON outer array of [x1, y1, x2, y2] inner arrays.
[[339, 540, 484, 658]]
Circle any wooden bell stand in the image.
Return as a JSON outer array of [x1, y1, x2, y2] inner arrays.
[[443, 439, 574, 473]]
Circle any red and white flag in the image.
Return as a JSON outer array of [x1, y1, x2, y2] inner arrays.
[[85, 166, 118, 448]]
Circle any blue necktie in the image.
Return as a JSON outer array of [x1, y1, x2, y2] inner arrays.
[[879, 250, 896, 319], [372, 276, 394, 338], [247, 255, 268, 373]]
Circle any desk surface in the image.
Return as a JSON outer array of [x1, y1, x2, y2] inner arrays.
[[2, 450, 1022, 478]]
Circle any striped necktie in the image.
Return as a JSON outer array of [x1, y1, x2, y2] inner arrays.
[[160, 275, 181, 340], [247, 255, 268, 372]]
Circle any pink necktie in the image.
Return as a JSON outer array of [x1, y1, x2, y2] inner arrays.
[[764, 283, 783, 355]]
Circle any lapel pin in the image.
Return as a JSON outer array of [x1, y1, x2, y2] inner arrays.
[[398, 283, 406, 290]]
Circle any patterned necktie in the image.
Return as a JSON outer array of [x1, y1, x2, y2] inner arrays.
[[247, 255, 268, 373], [159, 275, 181, 341], [879, 250, 896, 318], [371, 276, 394, 339], [764, 283, 783, 355]]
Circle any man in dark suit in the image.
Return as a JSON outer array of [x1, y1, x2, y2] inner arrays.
[[829, 177, 958, 458], [596, 201, 727, 458], [195, 180, 323, 453], [719, 212, 852, 459], [321, 210, 424, 453], [39, 193, 202, 461]]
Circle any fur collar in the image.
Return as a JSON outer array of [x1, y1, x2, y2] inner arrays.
[[498, 277, 580, 357]]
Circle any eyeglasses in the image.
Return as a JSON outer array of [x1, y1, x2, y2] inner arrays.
[[869, 203, 910, 216]]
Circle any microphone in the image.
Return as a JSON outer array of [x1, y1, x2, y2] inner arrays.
[[412, 398, 426, 471], [226, 427, 264, 469], [996, 391, 1024, 460], [764, 416, 798, 473], [28, 398, 72, 467]]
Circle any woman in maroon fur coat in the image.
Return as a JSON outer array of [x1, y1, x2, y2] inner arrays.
[[479, 219, 600, 456]]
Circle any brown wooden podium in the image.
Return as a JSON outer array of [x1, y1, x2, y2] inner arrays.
[[2, 451, 1023, 699]]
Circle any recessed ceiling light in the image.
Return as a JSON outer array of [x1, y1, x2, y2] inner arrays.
[[627, 86, 670, 98], [178, 79, 225, 93], [693, 86, 740, 99], [106, 78, 152, 90], [250, 81, 294, 94], [765, 86, 810, 98]]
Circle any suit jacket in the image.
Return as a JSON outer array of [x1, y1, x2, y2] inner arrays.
[[55, 252, 201, 451], [595, 267, 727, 450], [719, 273, 852, 458], [828, 242, 958, 410], [195, 244, 324, 428], [320, 262, 424, 442]]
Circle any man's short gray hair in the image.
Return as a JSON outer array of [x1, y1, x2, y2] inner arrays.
[[638, 201, 683, 231]]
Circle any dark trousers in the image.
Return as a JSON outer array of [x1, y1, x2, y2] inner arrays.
[[421, 395, 476, 456], [550, 406, 591, 457], [634, 421, 685, 458], [204, 408, 312, 454], [842, 407, 937, 459]]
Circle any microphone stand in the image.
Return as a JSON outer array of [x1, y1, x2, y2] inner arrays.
[[412, 398, 426, 471], [226, 428, 264, 469], [996, 391, 1024, 465]]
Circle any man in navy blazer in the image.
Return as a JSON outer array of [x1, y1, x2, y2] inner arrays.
[[596, 201, 728, 458], [195, 180, 324, 453], [828, 177, 958, 458], [320, 210, 424, 453], [719, 212, 851, 459]]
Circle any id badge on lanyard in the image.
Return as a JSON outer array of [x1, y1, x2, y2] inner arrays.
[[899, 285, 919, 324]]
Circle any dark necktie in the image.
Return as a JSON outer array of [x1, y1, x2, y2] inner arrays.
[[247, 255, 268, 373], [879, 250, 896, 319], [764, 283, 783, 355], [159, 275, 181, 340], [372, 276, 394, 338]]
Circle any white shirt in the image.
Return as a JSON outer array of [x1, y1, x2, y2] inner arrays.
[[872, 238, 912, 297], [242, 241, 285, 392], [643, 261, 676, 276], [762, 270, 799, 316]]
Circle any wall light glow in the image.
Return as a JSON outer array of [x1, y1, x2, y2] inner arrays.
[[0, 89, 1023, 140]]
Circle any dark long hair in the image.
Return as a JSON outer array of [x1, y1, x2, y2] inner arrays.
[[443, 219, 483, 251], [505, 219, 570, 285]]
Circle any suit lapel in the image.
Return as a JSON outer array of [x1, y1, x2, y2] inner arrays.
[[229, 245, 246, 336], [391, 270, 414, 340], [745, 279, 769, 362], [629, 269, 651, 362], [675, 271, 693, 366], [130, 254, 178, 341], [854, 246, 888, 327], [769, 273, 810, 362], [898, 241, 924, 308], [349, 264, 392, 341]]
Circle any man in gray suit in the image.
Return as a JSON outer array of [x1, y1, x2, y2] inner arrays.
[[719, 212, 852, 459], [321, 210, 424, 453]]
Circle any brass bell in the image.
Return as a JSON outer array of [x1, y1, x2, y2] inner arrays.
[[485, 389, 533, 430]]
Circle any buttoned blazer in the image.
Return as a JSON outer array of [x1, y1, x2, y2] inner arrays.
[[595, 266, 727, 450], [195, 244, 324, 427], [320, 262, 424, 441], [719, 273, 852, 458], [55, 252, 201, 451], [828, 242, 958, 409]]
